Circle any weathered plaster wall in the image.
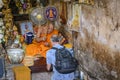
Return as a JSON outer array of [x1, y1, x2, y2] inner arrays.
[[73, 0, 120, 80]]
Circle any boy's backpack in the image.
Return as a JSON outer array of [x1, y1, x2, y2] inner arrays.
[[52, 47, 78, 74]]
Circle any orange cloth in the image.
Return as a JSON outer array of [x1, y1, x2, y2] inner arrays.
[[25, 29, 58, 58], [13, 66, 31, 80], [46, 29, 58, 47], [39, 45, 49, 58], [26, 44, 41, 56], [64, 43, 72, 48]]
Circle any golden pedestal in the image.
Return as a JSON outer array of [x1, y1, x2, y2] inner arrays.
[[13, 66, 31, 80]]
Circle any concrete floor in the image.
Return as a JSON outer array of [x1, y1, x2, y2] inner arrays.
[[0, 72, 52, 80], [0, 62, 52, 80], [32, 72, 52, 80]]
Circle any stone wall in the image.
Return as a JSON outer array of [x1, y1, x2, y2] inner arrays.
[[71, 0, 120, 80]]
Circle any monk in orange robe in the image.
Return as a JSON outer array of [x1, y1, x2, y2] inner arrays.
[[44, 22, 58, 47], [26, 22, 58, 58], [38, 22, 58, 57], [26, 23, 48, 57]]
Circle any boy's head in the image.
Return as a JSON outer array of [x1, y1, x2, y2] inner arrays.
[[51, 35, 59, 45]]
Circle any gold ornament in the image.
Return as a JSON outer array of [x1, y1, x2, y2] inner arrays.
[[2, 0, 10, 9], [13, 25, 18, 31]]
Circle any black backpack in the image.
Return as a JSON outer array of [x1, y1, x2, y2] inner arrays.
[[52, 47, 78, 74]]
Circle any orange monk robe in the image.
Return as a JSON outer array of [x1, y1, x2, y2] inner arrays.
[[25, 29, 58, 58], [25, 34, 46, 57], [25, 44, 41, 56], [39, 29, 58, 57], [38, 33, 47, 45], [26, 27, 47, 57], [25, 40, 49, 58], [46, 29, 58, 47]]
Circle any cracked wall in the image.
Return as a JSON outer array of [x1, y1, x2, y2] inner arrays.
[[72, 0, 120, 80]]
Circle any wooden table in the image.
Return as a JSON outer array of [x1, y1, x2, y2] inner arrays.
[[29, 57, 48, 73]]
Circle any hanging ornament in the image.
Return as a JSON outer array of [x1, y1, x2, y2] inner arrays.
[[44, 6, 58, 21]]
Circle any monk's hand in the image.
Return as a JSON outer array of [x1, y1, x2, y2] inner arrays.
[[34, 54, 42, 58], [42, 36, 47, 41], [44, 42, 50, 47]]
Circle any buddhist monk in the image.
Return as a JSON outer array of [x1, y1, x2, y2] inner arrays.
[[25, 23, 48, 57], [45, 22, 58, 47], [35, 23, 48, 44], [37, 22, 58, 57], [25, 21, 58, 58]]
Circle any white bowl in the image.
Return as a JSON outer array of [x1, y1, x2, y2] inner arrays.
[[7, 48, 24, 64]]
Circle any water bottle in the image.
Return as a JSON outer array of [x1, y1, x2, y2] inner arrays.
[[25, 32, 34, 44], [74, 70, 80, 80], [80, 71, 84, 80]]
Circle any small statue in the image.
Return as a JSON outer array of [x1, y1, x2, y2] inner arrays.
[[12, 32, 21, 48], [25, 0, 32, 14]]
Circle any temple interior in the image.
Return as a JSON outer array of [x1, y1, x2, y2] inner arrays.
[[0, 0, 120, 80]]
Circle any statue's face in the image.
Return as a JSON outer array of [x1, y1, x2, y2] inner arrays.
[[47, 23, 54, 33]]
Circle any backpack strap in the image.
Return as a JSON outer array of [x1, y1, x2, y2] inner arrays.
[[52, 46, 65, 50], [51, 47, 59, 60], [51, 47, 58, 50], [52, 46, 65, 60]]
